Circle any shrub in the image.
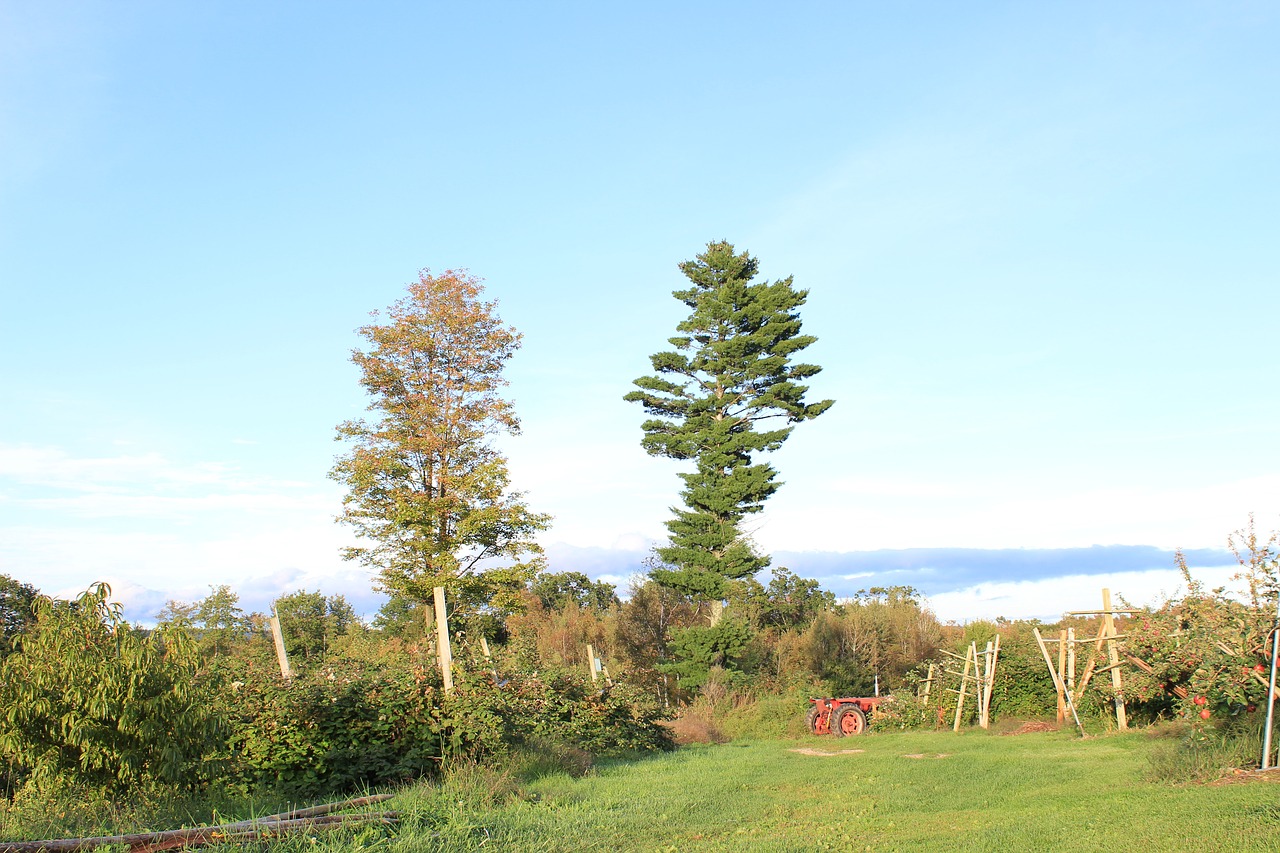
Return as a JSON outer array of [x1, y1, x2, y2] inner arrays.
[[0, 583, 219, 791], [221, 662, 446, 796], [449, 670, 675, 756], [220, 662, 673, 798], [868, 694, 934, 731]]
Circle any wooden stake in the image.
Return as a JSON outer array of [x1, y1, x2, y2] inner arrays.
[[268, 614, 292, 680], [981, 641, 992, 728], [989, 634, 1001, 723], [922, 662, 936, 705], [433, 586, 454, 695], [1102, 588, 1128, 731], [1067, 627, 1076, 699], [586, 643, 599, 682], [953, 643, 975, 732], [1056, 629, 1068, 723], [479, 635, 498, 681]]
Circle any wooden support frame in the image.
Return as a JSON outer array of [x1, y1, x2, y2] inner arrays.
[[1101, 588, 1128, 730], [953, 643, 975, 732], [1034, 627, 1084, 736]]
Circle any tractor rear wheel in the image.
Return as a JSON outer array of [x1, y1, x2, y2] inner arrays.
[[832, 704, 867, 737], [805, 704, 823, 735]]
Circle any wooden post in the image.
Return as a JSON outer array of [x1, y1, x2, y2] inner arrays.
[[1067, 627, 1076, 699], [269, 614, 292, 680], [922, 662, 936, 705], [953, 643, 974, 732], [433, 586, 454, 695], [1056, 629, 1068, 723], [479, 635, 498, 681], [1101, 588, 1128, 731], [980, 637, 999, 728], [979, 641, 993, 728], [586, 643, 599, 683]]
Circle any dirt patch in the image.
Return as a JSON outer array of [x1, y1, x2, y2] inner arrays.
[[1209, 767, 1280, 786], [1001, 721, 1058, 736], [789, 748, 865, 756], [902, 753, 951, 759]]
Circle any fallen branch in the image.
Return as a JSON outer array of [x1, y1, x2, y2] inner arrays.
[[0, 795, 398, 853]]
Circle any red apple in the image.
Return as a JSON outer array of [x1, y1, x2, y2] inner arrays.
[[1199, 709, 1212, 719]]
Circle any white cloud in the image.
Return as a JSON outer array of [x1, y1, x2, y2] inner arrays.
[[755, 475, 1280, 553], [926, 563, 1243, 624], [0, 441, 356, 605]]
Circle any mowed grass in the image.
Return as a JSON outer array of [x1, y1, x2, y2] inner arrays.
[[5, 730, 1279, 851], [405, 730, 1280, 853]]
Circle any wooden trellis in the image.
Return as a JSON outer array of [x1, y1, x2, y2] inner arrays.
[[1035, 587, 1145, 734], [939, 635, 1000, 731]]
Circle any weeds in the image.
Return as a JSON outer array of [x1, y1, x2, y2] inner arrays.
[[1145, 717, 1268, 783]]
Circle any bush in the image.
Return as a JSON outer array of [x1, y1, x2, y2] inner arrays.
[[221, 662, 446, 797], [868, 694, 934, 731], [0, 584, 219, 792], [448, 670, 675, 756], [220, 662, 673, 798]]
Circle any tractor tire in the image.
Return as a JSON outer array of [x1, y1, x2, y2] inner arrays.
[[832, 704, 867, 737], [805, 704, 823, 735]]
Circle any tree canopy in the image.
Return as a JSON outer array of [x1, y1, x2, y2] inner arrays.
[[332, 270, 551, 618], [625, 241, 833, 599]]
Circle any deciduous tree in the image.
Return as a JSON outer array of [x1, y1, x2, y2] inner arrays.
[[195, 584, 249, 661], [332, 270, 550, 618], [274, 589, 358, 663], [625, 241, 833, 599], [531, 571, 620, 611], [0, 574, 38, 659]]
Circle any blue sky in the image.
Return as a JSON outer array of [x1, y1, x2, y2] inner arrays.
[[2, 2, 1277, 623]]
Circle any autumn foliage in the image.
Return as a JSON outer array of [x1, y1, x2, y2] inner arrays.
[[331, 270, 550, 618]]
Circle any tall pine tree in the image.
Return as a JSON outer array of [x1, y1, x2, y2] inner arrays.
[[625, 241, 833, 600]]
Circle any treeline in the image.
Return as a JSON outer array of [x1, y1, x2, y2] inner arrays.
[[7, 546, 1278, 799], [0, 566, 959, 797]]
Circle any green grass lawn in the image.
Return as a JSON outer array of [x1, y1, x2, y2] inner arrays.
[[5, 729, 1279, 851], [406, 730, 1280, 852]]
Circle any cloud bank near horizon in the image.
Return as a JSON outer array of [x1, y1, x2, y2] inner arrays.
[[545, 541, 1235, 591], [43, 542, 1237, 627]]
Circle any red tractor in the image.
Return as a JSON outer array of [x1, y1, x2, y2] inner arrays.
[[806, 697, 883, 736]]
